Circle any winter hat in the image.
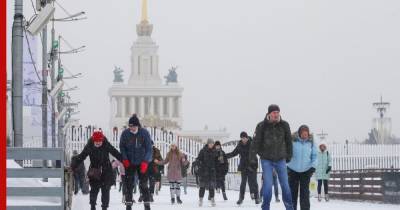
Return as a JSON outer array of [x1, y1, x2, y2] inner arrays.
[[267, 104, 280, 115], [207, 138, 215, 144], [298, 125, 310, 137], [92, 131, 104, 142], [128, 114, 141, 127], [240, 131, 248, 138], [214, 141, 221, 147]]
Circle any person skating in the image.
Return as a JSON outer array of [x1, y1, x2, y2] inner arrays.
[[287, 125, 317, 210], [196, 139, 218, 207], [181, 154, 190, 195], [148, 142, 163, 200], [316, 143, 332, 202], [71, 150, 89, 195], [214, 141, 229, 201], [120, 114, 153, 210], [250, 104, 294, 210], [71, 131, 122, 210], [155, 143, 189, 204], [226, 132, 260, 205]]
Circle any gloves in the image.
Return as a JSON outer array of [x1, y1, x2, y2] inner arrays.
[[122, 159, 131, 169], [326, 166, 332, 174], [140, 161, 149, 174], [308, 167, 316, 175]]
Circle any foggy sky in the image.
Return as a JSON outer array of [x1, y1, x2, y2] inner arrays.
[[7, 0, 400, 143]]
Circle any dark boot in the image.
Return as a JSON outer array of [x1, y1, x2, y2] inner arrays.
[[126, 205, 132, 210], [237, 198, 243, 205], [176, 196, 182, 204], [144, 203, 151, 210], [171, 198, 175, 204], [255, 193, 261, 204], [138, 195, 143, 202], [223, 192, 228, 200], [150, 194, 154, 202], [102, 207, 107, 210], [91, 205, 96, 210]]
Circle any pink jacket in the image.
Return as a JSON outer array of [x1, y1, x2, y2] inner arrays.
[[161, 152, 188, 182]]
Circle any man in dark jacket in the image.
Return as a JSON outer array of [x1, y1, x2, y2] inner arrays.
[[197, 139, 218, 207], [226, 132, 260, 205], [71, 150, 89, 195], [120, 114, 153, 210], [214, 141, 229, 200], [71, 131, 122, 210], [250, 104, 294, 210]]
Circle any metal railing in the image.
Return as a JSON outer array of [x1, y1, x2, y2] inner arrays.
[[7, 147, 65, 210]]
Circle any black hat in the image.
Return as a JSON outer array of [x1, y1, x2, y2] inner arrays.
[[298, 125, 310, 136], [268, 104, 280, 114], [240, 131, 248, 138], [214, 141, 221, 146], [128, 114, 141, 127]]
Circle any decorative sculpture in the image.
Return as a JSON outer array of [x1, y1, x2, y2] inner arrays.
[[164, 66, 178, 84], [113, 66, 124, 83]]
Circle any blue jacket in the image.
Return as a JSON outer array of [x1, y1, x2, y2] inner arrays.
[[287, 138, 317, 173], [119, 128, 152, 165]]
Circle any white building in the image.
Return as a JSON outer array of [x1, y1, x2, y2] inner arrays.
[[108, 0, 183, 130]]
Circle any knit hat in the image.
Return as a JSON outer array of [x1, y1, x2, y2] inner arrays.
[[298, 125, 310, 137], [128, 114, 141, 127], [207, 138, 215, 144], [214, 141, 221, 147], [240, 131, 248, 138], [268, 104, 280, 114], [92, 131, 104, 142]]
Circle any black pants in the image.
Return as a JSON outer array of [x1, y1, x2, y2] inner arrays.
[[74, 173, 84, 194], [288, 169, 311, 210], [317, 180, 329, 195], [216, 179, 226, 193], [125, 165, 150, 206], [199, 187, 215, 198], [240, 169, 259, 199], [149, 175, 156, 194], [89, 182, 111, 208]]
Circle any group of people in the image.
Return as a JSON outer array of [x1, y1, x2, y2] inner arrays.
[[71, 104, 332, 210]]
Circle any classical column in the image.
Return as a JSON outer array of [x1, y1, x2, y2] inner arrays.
[[110, 96, 116, 117], [149, 96, 155, 115], [129, 97, 136, 116], [168, 96, 174, 118], [116, 97, 122, 117], [139, 96, 145, 117], [121, 97, 126, 118], [158, 96, 163, 117], [177, 96, 182, 117]]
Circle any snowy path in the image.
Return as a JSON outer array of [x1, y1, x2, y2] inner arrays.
[[73, 187, 399, 210]]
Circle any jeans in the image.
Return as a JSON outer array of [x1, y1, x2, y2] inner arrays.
[[260, 172, 279, 199], [288, 168, 312, 210], [317, 179, 328, 195], [261, 159, 293, 210]]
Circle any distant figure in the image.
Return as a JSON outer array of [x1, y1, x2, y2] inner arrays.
[[316, 143, 332, 202], [71, 150, 89, 195]]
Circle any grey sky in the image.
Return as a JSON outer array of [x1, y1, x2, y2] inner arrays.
[[7, 0, 400, 143]]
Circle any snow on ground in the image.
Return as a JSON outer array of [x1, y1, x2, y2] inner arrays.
[[72, 186, 400, 210]]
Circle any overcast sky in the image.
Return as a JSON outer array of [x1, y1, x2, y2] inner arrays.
[[7, 0, 400, 143]]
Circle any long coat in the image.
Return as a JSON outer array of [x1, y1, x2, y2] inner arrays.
[[215, 149, 228, 181], [197, 145, 218, 189], [316, 150, 332, 180], [161, 152, 188, 182]]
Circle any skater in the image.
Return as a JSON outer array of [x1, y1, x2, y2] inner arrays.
[[71, 150, 89, 195], [71, 131, 122, 210], [191, 159, 200, 187], [214, 141, 229, 201], [287, 125, 317, 210], [250, 104, 294, 210], [197, 139, 218, 207], [226, 131, 260, 205], [181, 154, 190, 195], [148, 142, 163, 201], [316, 143, 332, 202], [260, 169, 280, 203], [155, 143, 189, 204], [120, 114, 153, 210]]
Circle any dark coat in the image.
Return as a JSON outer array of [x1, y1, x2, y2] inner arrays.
[[215, 149, 228, 181], [226, 138, 258, 171], [196, 145, 218, 189], [119, 128, 152, 165], [71, 138, 122, 186], [251, 118, 293, 162], [149, 146, 163, 179]]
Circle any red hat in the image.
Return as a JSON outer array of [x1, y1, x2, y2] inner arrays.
[[92, 131, 104, 142]]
